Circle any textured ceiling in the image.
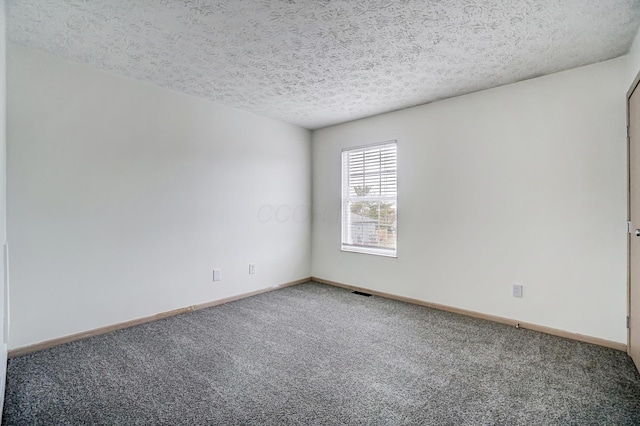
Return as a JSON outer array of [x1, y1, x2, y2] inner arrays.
[[7, 0, 640, 129]]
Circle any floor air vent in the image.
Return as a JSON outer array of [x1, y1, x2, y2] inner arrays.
[[352, 291, 372, 297]]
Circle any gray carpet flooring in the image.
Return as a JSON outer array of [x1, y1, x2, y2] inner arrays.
[[3, 282, 640, 425]]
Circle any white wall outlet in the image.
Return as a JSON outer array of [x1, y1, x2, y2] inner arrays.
[[512, 284, 523, 298], [249, 264, 255, 274], [213, 269, 221, 281]]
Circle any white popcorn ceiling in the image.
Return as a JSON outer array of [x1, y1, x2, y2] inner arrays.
[[7, 0, 640, 129]]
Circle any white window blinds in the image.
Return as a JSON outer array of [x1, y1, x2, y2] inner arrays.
[[341, 141, 397, 257]]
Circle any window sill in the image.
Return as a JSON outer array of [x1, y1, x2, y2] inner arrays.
[[341, 245, 397, 258]]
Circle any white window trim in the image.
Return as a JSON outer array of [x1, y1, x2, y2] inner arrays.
[[341, 140, 398, 258], [341, 245, 397, 257]]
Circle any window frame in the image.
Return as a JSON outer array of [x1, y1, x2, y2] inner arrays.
[[341, 140, 398, 258]]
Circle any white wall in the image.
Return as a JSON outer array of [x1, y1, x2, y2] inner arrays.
[[7, 43, 311, 350], [312, 57, 629, 344], [628, 26, 640, 85], [0, 0, 7, 414]]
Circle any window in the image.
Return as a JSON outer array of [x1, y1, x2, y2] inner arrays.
[[342, 141, 397, 257]]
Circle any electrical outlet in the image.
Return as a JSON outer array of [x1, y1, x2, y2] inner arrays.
[[249, 264, 255, 274], [213, 269, 221, 281], [512, 284, 523, 298]]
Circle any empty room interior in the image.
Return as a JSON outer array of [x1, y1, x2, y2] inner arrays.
[[1, 0, 640, 424]]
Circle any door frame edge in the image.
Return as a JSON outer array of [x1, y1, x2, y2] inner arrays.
[[627, 70, 640, 355]]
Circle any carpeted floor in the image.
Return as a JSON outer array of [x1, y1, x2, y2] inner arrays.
[[3, 282, 640, 425]]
